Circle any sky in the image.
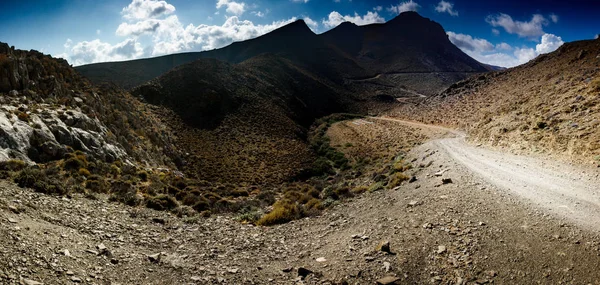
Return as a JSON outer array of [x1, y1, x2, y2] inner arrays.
[[0, 0, 598, 68]]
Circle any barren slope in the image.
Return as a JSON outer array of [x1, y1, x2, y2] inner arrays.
[[394, 38, 600, 164], [5, 117, 600, 284]]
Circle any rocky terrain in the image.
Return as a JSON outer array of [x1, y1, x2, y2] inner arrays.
[[393, 38, 600, 165], [4, 118, 600, 284]]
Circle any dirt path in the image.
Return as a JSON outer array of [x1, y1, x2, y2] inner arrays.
[[374, 116, 600, 231]]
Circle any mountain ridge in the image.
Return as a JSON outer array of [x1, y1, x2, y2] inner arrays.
[[76, 11, 489, 90]]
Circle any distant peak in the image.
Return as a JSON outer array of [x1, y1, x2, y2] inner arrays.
[[277, 19, 313, 34], [339, 21, 358, 27]]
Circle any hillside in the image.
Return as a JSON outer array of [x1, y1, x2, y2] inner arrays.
[[394, 38, 600, 163], [131, 55, 355, 183], [76, 12, 489, 97]]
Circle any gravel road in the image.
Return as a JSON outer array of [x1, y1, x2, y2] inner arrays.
[[376, 116, 600, 231]]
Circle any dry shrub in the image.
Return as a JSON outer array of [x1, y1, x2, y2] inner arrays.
[[256, 200, 301, 226]]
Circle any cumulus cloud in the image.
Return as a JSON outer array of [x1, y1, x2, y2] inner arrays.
[[486, 13, 549, 38], [64, 38, 145, 66], [116, 19, 161, 36], [303, 17, 319, 32], [216, 0, 246, 15], [435, 1, 458, 16], [446, 32, 493, 52], [59, 0, 306, 65], [495, 42, 512, 51], [447, 31, 564, 68], [535, 33, 564, 54], [122, 0, 175, 20], [388, 0, 420, 15], [322, 11, 385, 28]]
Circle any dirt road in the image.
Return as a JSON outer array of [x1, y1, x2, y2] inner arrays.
[[374, 116, 600, 231]]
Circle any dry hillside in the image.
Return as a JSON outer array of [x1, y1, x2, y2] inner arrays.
[[395, 38, 600, 164]]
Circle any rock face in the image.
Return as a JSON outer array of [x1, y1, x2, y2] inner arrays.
[[0, 99, 126, 163], [0, 42, 75, 96], [0, 41, 177, 167]]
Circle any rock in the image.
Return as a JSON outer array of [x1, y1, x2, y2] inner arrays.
[[376, 240, 391, 254], [408, 176, 417, 183], [110, 258, 119, 265], [434, 169, 449, 176], [62, 249, 71, 257], [152, 217, 166, 224], [442, 178, 453, 184], [437, 245, 447, 254], [227, 268, 239, 274], [383, 261, 391, 272], [8, 218, 17, 223], [407, 201, 419, 207], [21, 279, 44, 285], [282, 267, 293, 273], [148, 253, 161, 263], [85, 249, 99, 255], [70, 276, 82, 283], [8, 205, 19, 213], [376, 276, 401, 284], [298, 267, 313, 278], [316, 257, 327, 262], [66, 270, 74, 276]]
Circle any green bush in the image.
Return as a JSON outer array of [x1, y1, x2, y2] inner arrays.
[[14, 168, 67, 195], [146, 194, 178, 211], [0, 159, 26, 171]]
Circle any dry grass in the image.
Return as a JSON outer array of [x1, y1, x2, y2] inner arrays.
[[393, 39, 600, 164]]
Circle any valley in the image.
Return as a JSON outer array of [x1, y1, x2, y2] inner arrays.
[[1, 4, 599, 284], [4, 118, 600, 284]]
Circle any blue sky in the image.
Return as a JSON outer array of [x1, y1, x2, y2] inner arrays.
[[0, 0, 598, 67]]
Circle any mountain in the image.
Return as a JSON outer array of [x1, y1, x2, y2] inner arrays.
[[72, 12, 494, 184], [76, 19, 367, 90], [396, 38, 600, 163], [321, 11, 488, 74], [76, 12, 490, 95]]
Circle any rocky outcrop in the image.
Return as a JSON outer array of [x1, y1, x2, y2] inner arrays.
[[0, 41, 176, 167], [0, 94, 126, 164], [0, 42, 80, 96]]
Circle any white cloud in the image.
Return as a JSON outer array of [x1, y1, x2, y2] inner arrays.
[[446, 32, 493, 53], [491, 28, 500, 36], [486, 13, 549, 38], [64, 38, 145, 66], [595, 34, 599, 39], [387, 0, 420, 15], [122, 0, 175, 20], [373, 6, 383, 12], [535, 33, 563, 54], [435, 1, 458, 16], [60, 0, 306, 65], [291, 0, 309, 3], [216, 0, 246, 16], [64, 39, 72, 49], [447, 31, 563, 68], [96, 29, 102, 35], [549, 13, 558, 23], [322, 11, 385, 28], [495, 42, 512, 51], [303, 17, 319, 32], [116, 19, 161, 36]]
